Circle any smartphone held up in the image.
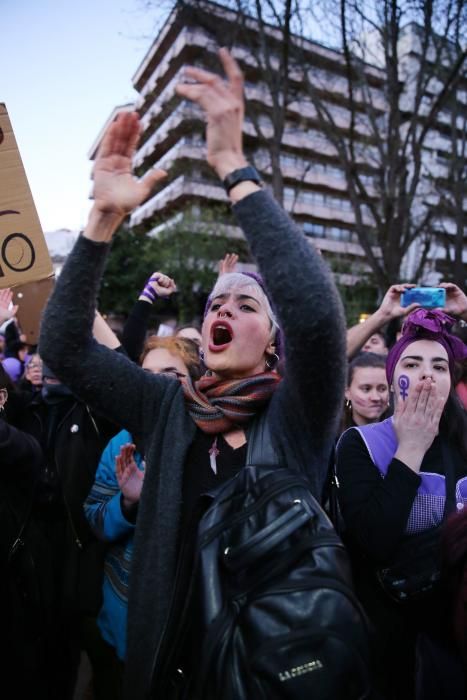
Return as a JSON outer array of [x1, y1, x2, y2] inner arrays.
[[401, 287, 446, 309]]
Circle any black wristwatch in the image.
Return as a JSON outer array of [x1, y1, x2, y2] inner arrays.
[[223, 166, 262, 193]]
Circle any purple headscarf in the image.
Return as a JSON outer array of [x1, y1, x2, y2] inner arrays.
[[386, 308, 467, 384], [204, 271, 284, 358]]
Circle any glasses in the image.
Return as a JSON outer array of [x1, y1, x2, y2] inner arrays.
[[27, 363, 42, 370]]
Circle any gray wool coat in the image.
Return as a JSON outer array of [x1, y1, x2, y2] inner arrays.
[[40, 189, 346, 699]]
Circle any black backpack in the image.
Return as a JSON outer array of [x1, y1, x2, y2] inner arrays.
[[192, 413, 372, 700]]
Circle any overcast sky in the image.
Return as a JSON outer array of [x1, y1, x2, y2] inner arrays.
[[2, 0, 166, 232]]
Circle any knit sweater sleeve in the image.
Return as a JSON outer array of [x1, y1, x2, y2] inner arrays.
[[39, 236, 174, 436], [336, 428, 421, 561], [233, 190, 346, 492]]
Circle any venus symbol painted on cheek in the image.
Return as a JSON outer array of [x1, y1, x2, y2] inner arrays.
[[398, 375, 409, 400]]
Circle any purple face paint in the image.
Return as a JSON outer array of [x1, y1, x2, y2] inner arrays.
[[398, 374, 409, 400]]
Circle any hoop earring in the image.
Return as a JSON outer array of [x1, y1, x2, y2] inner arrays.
[[266, 352, 280, 371], [345, 398, 352, 410]]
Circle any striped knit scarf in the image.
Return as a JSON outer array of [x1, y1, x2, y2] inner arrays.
[[182, 371, 281, 434]]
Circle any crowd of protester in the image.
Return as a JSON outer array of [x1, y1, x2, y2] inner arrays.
[[1, 49, 466, 700]]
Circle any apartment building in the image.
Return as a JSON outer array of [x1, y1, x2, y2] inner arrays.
[[122, 0, 387, 285], [92, 0, 465, 291]]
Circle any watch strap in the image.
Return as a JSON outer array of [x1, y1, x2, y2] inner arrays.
[[223, 166, 262, 193]]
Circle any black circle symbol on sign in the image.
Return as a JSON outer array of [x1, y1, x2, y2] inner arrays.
[[1, 233, 36, 272]]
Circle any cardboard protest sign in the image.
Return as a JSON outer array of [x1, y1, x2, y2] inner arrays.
[[0, 104, 54, 343], [11, 277, 55, 345], [0, 103, 53, 287]]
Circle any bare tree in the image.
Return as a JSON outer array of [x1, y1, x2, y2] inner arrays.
[[147, 0, 466, 292], [424, 12, 466, 288], [293, 0, 467, 292]]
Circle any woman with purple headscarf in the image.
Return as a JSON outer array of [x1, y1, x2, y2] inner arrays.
[[336, 307, 467, 699]]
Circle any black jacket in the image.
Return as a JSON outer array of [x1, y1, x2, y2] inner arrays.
[[15, 393, 119, 614]]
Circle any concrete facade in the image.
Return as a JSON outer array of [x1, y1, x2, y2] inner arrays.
[[93, 1, 465, 288]]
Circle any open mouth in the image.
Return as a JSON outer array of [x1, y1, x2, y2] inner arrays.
[[213, 325, 232, 345], [210, 321, 234, 351]]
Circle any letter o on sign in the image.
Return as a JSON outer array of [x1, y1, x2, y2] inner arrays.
[[1, 233, 36, 272]]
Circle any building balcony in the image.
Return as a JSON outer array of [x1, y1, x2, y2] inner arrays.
[[134, 102, 202, 167], [130, 175, 229, 226]]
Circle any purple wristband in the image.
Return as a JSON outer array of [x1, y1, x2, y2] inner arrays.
[[141, 289, 157, 303]]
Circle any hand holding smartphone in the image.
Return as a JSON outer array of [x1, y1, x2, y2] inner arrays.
[[401, 287, 446, 309]]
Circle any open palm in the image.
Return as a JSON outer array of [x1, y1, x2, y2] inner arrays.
[[0, 288, 18, 324], [93, 111, 166, 217], [115, 442, 145, 505]]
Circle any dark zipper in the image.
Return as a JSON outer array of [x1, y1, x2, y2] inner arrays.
[[199, 475, 310, 548]]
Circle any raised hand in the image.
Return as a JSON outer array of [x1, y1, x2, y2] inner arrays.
[[176, 48, 248, 179], [0, 288, 18, 325], [139, 272, 177, 303], [438, 283, 467, 320], [218, 253, 239, 276], [92, 111, 166, 219], [378, 283, 418, 320], [115, 442, 145, 508]]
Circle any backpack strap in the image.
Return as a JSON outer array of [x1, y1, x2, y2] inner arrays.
[[246, 409, 279, 467]]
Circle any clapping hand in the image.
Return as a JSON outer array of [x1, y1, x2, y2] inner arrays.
[[92, 112, 167, 220], [115, 442, 145, 509], [176, 48, 248, 179]]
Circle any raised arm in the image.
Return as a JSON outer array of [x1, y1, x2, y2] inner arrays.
[[93, 310, 121, 350], [177, 50, 346, 451], [39, 116, 176, 435], [121, 272, 176, 362], [346, 284, 418, 359]]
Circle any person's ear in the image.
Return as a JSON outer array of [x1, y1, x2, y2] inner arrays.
[[344, 388, 351, 401], [265, 339, 275, 357]]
